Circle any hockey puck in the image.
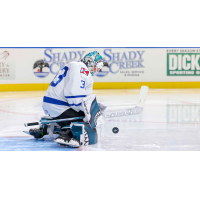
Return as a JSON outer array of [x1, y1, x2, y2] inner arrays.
[[112, 127, 119, 134]]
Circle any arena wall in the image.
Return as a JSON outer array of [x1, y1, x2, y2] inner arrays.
[[0, 47, 200, 91]]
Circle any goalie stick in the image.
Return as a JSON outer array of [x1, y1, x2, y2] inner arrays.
[[24, 86, 148, 127], [102, 86, 149, 118]]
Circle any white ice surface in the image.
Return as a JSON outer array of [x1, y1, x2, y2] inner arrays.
[[0, 89, 200, 150]]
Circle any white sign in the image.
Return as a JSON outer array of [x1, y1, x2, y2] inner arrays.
[[0, 48, 200, 85]]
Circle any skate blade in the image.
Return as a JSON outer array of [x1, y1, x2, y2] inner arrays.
[[54, 139, 80, 148], [23, 131, 31, 135]]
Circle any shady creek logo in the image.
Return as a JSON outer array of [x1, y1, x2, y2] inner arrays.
[[33, 59, 50, 78], [95, 49, 145, 77], [42, 48, 145, 78]]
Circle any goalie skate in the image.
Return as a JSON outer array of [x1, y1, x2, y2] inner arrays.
[[54, 134, 80, 148], [23, 128, 47, 139]]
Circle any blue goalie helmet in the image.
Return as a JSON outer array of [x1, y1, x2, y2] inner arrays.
[[82, 51, 109, 76]]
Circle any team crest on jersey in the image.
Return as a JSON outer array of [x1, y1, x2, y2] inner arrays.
[[80, 67, 89, 76]]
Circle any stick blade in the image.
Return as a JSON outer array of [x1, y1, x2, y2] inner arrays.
[[137, 86, 149, 108]]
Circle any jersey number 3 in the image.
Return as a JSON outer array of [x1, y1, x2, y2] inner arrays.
[[80, 80, 85, 89], [50, 66, 68, 87]]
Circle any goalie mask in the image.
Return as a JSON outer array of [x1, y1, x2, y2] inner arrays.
[[82, 51, 109, 76]]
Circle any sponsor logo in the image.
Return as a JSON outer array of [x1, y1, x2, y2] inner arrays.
[[96, 67, 109, 77], [44, 48, 86, 74], [0, 51, 9, 60], [80, 67, 89, 76], [33, 59, 50, 78], [0, 51, 15, 80], [96, 49, 145, 77], [43, 48, 145, 77], [167, 104, 200, 123], [167, 53, 200, 76]]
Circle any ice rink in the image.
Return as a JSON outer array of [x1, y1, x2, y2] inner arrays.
[[0, 88, 200, 151]]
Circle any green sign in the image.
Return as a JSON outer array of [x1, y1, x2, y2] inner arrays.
[[167, 53, 200, 76]]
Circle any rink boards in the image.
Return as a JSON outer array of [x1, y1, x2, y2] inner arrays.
[[0, 47, 200, 91]]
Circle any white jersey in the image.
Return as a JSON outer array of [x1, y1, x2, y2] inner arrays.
[[42, 61, 93, 117]]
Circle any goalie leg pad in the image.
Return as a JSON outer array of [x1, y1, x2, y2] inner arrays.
[[70, 122, 98, 145]]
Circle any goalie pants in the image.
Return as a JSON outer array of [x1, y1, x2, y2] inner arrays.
[[53, 108, 85, 128]]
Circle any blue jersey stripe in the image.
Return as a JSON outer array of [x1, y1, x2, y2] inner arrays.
[[43, 96, 81, 107], [65, 95, 86, 98]]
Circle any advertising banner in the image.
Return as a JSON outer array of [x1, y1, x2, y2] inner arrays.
[[0, 47, 200, 90], [167, 51, 200, 76], [0, 50, 15, 80]]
